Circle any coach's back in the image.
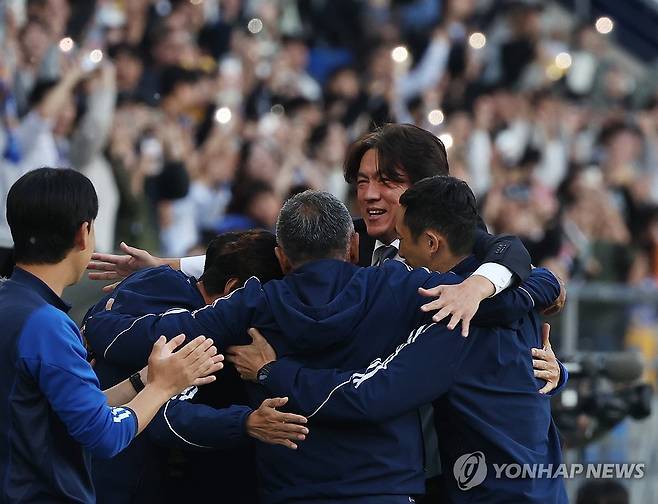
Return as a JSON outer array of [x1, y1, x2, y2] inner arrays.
[[250, 258, 451, 502], [247, 256, 547, 503]]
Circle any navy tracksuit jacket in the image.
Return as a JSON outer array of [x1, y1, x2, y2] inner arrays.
[[82, 258, 559, 503], [0, 268, 137, 503], [81, 266, 258, 503], [261, 256, 568, 503]]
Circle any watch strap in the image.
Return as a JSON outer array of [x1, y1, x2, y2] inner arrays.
[[129, 371, 145, 393], [257, 362, 274, 384]]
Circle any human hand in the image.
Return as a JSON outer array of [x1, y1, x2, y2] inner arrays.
[[61, 56, 87, 86], [226, 328, 277, 381], [637, 111, 656, 138], [542, 273, 567, 316], [95, 61, 117, 88], [246, 397, 309, 450], [87, 242, 164, 285], [474, 95, 495, 131], [532, 324, 561, 394], [147, 335, 224, 396], [418, 275, 495, 337]]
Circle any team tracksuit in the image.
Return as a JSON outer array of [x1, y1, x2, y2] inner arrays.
[[81, 266, 258, 503], [83, 258, 559, 503], [0, 268, 137, 503]]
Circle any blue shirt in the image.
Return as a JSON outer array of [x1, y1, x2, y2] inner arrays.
[[0, 268, 137, 503]]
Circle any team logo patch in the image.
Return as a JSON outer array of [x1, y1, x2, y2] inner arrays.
[[494, 243, 509, 255], [111, 407, 132, 423]]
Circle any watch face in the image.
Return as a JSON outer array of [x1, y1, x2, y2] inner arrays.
[[258, 364, 270, 383]]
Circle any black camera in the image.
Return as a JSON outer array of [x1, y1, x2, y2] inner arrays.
[[551, 351, 653, 448]]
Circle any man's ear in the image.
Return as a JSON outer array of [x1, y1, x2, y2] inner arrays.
[[75, 222, 91, 252], [348, 232, 360, 265], [223, 277, 240, 296], [275, 246, 292, 274], [196, 280, 212, 304], [425, 230, 442, 256]]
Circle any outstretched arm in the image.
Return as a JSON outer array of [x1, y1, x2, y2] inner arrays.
[[420, 267, 562, 335], [468, 267, 561, 326], [253, 323, 465, 423], [83, 278, 260, 366], [148, 389, 309, 451], [229, 324, 567, 414], [87, 242, 191, 291], [21, 313, 221, 460]]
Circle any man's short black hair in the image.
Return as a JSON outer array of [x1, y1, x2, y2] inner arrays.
[[399, 176, 477, 256], [200, 230, 283, 296], [344, 123, 449, 185], [7, 168, 98, 264]]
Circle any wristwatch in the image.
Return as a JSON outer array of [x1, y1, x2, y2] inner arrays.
[[257, 362, 274, 385], [129, 371, 145, 393]]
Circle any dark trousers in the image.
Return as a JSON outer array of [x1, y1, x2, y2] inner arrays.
[[415, 475, 446, 504], [0, 247, 14, 278]]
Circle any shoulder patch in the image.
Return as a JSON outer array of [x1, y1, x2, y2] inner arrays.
[[494, 243, 510, 255]]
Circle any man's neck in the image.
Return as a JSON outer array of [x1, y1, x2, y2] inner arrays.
[[429, 254, 469, 274], [377, 233, 398, 246], [290, 254, 349, 271], [16, 263, 72, 297]]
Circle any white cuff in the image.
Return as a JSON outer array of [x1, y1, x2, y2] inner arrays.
[[180, 255, 206, 278], [472, 263, 514, 296]]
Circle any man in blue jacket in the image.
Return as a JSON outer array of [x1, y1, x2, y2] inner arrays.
[[0, 168, 222, 503], [82, 230, 309, 503], [230, 176, 568, 503], [82, 187, 561, 503]]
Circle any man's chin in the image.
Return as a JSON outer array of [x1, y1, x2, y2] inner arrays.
[[365, 222, 393, 242]]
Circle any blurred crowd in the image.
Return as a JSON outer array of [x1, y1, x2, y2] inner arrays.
[[1, 0, 658, 290]]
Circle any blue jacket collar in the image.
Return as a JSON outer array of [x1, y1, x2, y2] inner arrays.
[[291, 258, 352, 273], [450, 255, 479, 277], [10, 267, 72, 313]]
